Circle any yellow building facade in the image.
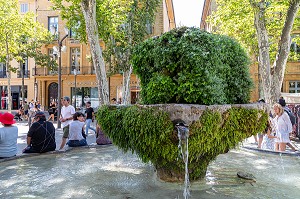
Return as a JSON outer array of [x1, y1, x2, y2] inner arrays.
[[0, 0, 175, 110]]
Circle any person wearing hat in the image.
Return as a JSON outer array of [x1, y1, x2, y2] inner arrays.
[[0, 113, 18, 158], [23, 112, 56, 153]]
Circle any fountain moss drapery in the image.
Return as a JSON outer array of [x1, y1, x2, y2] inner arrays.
[[96, 105, 268, 182]]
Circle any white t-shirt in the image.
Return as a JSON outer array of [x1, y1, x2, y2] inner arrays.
[[68, 120, 85, 140], [61, 105, 75, 128]]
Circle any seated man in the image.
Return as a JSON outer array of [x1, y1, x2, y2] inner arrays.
[[23, 112, 56, 153]]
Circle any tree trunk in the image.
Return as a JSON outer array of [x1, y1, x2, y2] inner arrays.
[[21, 61, 25, 105], [80, 0, 109, 105], [5, 35, 11, 113], [253, 1, 272, 104], [122, 66, 132, 105]]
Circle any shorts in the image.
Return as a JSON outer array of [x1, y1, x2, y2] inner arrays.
[[63, 125, 69, 138]]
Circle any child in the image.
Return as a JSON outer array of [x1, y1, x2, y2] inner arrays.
[[261, 118, 277, 150]]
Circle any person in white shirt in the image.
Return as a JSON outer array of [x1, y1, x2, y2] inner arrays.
[[67, 112, 87, 147], [273, 103, 293, 152], [59, 96, 75, 150]]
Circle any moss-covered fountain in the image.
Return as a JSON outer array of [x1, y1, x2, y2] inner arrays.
[[96, 27, 268, 182]]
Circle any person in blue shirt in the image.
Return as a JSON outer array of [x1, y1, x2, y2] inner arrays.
[[0, 113, 18, 158]]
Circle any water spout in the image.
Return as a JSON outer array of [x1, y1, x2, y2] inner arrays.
[[176, 123, 190, 199]]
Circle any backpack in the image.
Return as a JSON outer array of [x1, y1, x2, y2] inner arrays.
[[284, 107, 296, 125]]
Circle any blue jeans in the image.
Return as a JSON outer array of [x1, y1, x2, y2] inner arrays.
[[85, 119, 96, 136], [67, 139, 87, 147]]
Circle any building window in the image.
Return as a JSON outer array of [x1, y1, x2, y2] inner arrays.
[[70, 22, 80, 38], [289, 81, 300, 93], [71, 87, 99, 108], [146, 20, 153, 34], [71, 47, 81, 73], [17, 59, 29, 78], [48, 17, 58, 33], [290, 34, 300, 61], [0, 63, 6, 78], [20, 3, 29, 13]]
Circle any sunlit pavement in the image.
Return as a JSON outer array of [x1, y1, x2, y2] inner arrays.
[[15, 121, 98, 156]]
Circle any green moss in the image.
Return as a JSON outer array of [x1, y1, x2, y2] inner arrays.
[[96, 105, 268, 181]]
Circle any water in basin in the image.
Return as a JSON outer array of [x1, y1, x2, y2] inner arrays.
[[0, 145, 299, 199]]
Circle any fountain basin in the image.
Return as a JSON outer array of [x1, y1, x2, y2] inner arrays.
[[0, 145, 299, 198]]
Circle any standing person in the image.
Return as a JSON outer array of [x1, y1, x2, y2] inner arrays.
[[85, 101, 96, 136], [22, 112, 56, 153], [0, 113, 18, 158], [47, 101, 56, 122], [23, 101, 29, 121], [273, 103, 293, 152], [66, 112, 87, 147], [278, 97, 297, 151], [59, 96, 75, 150]]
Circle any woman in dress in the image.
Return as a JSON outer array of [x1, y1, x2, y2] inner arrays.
[[273, 103, 293, 152]]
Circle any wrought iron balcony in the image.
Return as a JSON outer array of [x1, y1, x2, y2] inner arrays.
[[17, 70, 30, 78], [32, 66, 96, 76]]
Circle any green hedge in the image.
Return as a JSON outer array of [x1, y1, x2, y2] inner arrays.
[[132, 27, 253, 105], [97, 105, 268, 181]]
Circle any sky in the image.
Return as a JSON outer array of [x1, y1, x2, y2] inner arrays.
[[172, 0, 204, 28]]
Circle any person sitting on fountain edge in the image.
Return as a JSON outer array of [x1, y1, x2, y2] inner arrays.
[[0, 113, 18, 158], [23, 112, 56, 153], [66, 112, 87, 147]]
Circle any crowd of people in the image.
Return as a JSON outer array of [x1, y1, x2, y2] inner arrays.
[[254, 97, 299, 152], [14, 100, 42, 122], [0, 96, 111, 159]]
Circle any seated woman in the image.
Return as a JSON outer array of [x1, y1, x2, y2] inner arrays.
[[0, 113, 18, 158], [96, 124, 112, 145], [67, 112, 87, 147]]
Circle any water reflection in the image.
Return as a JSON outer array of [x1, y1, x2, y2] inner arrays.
[[0, 146, 299, 199]]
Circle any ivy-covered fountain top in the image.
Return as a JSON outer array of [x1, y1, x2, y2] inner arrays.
[[96, 27, 268, 182]]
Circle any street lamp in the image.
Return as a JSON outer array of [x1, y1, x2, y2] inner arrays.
[[73, 68, 77, 109], [50, 26, 69, 128]]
